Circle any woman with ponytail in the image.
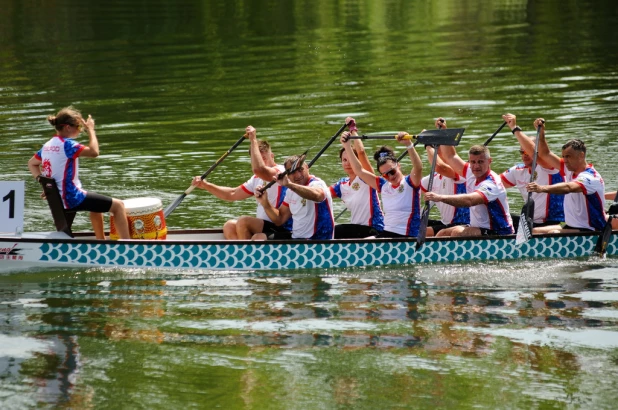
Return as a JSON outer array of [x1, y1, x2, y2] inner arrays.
[[28, 106, 130, 239], [340, 131, 423, 238]]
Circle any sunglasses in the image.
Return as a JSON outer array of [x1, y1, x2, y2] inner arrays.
[[59, 123, 83, 131], [381, 167, 397, 178], [519, 149, 527, 155]]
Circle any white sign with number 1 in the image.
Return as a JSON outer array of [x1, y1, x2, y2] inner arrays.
[[0, 181, 25, 236]]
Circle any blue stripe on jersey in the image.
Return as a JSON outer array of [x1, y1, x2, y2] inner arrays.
[[277, 186, 293, 230], [404, 175, 421, 237], [63, 156, 86, 209], [486, 200, 513, 234], [452, 183, 470, 224], [580, 169, 606, 230], [547, 173, 565, 222], [64, 139, 82, 158], [369, 188, 384, 231], [332, 178, 346, 198], [310, 198, 334, 240], [480, 173, 513, 235], [587, 195, 606, 230]]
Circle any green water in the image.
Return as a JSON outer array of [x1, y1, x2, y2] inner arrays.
[[2, 0, 618, 408]]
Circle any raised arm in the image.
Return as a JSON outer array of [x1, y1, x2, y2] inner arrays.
[[397, 132, 422, 186], [341, 132, 379, 190], [77, 115, 100, 158], [435, 118, 466, 176], [503, 114, 560, 170], [425, 145, 458, 179], [246, 125, 279, 181], [346, 117, 374, 173]]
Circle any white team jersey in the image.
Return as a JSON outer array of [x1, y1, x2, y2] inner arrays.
[[282, 176, 334, 239], [420, 173, 469, 225], [241, 164, 287, 222], [560, 159, 606, 230], [330, 176, 384, 230], [500, 164, 565, 223], [463, 163, 513, 234], [377, 175, 421, 236], [34, 135, 86, 209]]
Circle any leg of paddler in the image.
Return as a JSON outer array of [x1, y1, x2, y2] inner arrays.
[[251, 233, 267, 241], [89, 212, 105, 239], [236, 216, 265, 240], [532, 224, 562, 234], [223, 220, 239, 240], [110, 199, 130, 239], [436, 225, 464, 237], [452, 226, 481, 237]]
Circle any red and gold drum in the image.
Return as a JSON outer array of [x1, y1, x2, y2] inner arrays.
[[110, 197, 167, 240]]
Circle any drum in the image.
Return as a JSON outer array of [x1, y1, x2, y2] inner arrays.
[[110, 197, 167, 240]]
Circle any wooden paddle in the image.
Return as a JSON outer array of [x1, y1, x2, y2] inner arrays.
[[515, 124, 542, 244], [163, 134, 246, 217], [483, 122, 508, 146], [595, 194, 618, 257]]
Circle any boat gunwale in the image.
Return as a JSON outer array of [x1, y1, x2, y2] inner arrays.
[[2, 228, 608, 246]]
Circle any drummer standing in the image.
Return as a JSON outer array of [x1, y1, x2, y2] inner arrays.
[[27, 106, 130, 239], [191, 126, 292, 239]]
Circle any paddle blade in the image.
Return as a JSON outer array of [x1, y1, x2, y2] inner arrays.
[[415, 206, 431, 250], [417, 128, 465, 146], [163, 193, 187, 218], [595, 216, 613, 257], [515, 200, 534, 245]]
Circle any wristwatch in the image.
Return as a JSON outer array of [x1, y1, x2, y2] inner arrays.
[[511, 126, 522, 134]]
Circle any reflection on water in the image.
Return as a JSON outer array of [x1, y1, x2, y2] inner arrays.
[[1, 260, 618, 407], [2, 0, 618, 407]]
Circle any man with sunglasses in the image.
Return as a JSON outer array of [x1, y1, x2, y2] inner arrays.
[[499, 118, 565, 230], [505, 113, 606, 233], [425, 118, 514, 237], [253, 155, 334, 240]]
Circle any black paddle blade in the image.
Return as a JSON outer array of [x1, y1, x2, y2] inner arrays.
[[163, 193, 187, 218], [595, 216, 613, 256], [516, 200, 534, 244], [415, 206, 431, 250], [417, 128, 465, 146]]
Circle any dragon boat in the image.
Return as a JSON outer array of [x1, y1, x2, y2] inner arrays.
[[2, 126, 615, 273], [1, 229, 616, 272]]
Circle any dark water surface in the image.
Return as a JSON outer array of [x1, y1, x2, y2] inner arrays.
[[2, 0, 618, 408]]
